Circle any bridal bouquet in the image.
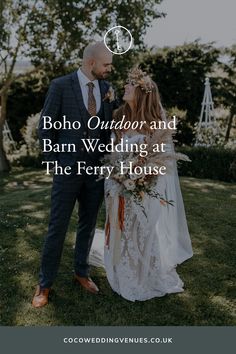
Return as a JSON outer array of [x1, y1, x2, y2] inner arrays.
[[100, 125, 190, 214]]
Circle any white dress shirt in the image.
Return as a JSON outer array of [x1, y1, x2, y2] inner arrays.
[[77, 68, 101, 113]]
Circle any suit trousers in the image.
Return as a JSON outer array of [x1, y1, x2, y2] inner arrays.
[[39, 167, 104, 288]]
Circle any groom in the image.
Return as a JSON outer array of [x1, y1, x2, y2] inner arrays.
[[32, 42, 115, 308]]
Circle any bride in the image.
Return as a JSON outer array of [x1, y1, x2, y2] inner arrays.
[[91, 67, 193, 302]]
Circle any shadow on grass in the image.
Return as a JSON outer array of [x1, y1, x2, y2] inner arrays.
[[0, 170, 235, 325]]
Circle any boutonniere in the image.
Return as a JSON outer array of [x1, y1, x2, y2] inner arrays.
[[103, 86, 115, 103]]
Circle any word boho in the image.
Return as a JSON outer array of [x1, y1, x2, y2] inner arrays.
[[42, 115, 177, 131]]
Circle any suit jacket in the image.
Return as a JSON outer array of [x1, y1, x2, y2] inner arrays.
[[38, 70, 116, 167]]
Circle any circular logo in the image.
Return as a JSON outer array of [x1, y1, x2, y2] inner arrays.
[[104, 26, 133, 55]]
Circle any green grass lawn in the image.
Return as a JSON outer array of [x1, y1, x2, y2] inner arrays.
[[0, 168, 236, 326]]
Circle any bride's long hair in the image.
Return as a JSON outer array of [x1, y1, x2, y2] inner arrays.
[[113, 79, 162, 141]]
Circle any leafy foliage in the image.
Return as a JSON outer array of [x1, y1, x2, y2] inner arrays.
[[177, 146, 236, 182], [23, 0, 165, 70], [141, 41, 221, 144], [216, 46, 236, 142]]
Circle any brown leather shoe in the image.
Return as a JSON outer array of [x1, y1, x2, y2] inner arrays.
[[74, 275, 99, 294], [32, 285, 51, 308]]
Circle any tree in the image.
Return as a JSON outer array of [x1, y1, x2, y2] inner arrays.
[[0, 0, 165, 172], [141, 41, 220, 145], [217, 46, 236, 143], [0, 1, 36, 171]]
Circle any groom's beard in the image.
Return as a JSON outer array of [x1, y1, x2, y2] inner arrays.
[[91, 69, 110, 80]]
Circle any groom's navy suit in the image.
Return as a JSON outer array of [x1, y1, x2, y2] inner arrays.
[[38, 70, 115, 288]]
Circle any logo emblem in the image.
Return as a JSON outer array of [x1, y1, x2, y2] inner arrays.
[[104, 26, 133, 55]]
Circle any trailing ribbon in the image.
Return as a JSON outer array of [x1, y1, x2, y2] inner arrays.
[[105, 218, 110, 248], [118, 196, 125, 231]]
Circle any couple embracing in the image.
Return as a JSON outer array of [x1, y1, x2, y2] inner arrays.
[[32, 42, 193, 307]]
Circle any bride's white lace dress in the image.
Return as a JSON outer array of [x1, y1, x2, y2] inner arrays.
[[90, 132, 193, 302]]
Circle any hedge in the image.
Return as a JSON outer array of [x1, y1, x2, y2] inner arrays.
[[177, 146, 236, 183]]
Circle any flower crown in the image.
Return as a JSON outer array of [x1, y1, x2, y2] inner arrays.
[[127, 67, 154, 93]]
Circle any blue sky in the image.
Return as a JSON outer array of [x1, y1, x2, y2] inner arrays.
[[145, 0, 236, 47]]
